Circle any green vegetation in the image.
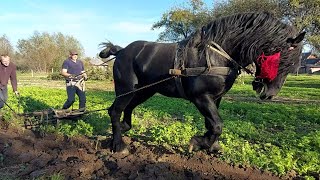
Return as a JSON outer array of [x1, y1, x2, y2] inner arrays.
[[34, 172, 64, 180], [2, 74, 320, 179]]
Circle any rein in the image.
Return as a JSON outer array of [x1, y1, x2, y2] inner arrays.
[[115, 76, 175, 99]]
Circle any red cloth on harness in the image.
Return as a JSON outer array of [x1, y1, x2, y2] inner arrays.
[[256, 52, 281, 81]]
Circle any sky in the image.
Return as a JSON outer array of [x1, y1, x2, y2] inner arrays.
[[0, 0, 212, 58]]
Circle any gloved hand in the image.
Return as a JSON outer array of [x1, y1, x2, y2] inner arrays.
[[82, 73, 88, 81], [14, 91, 20, 97]]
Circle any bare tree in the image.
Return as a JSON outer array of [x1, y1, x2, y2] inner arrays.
[[0, 34, 14, 56], [16, 31, 84, 72]]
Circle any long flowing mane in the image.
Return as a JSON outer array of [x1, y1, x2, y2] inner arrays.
[[196, 12, 302, 73]]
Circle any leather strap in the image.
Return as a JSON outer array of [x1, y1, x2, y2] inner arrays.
[[169, 67, 231, 77], [173, 44, 188, 99]]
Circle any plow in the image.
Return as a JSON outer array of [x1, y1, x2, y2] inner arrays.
[[22, 108, 85, 129], [21, 108, 108, 130], [0, 94, 108, 130]]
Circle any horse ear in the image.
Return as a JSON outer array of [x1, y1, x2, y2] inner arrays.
[[287, 32, 306, 44], [286, 32, 306, 50]]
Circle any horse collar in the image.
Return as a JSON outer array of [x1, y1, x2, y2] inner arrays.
[[169, 43, 233, 77]]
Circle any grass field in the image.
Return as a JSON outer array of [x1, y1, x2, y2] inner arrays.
[[3, 73, 320, 179]]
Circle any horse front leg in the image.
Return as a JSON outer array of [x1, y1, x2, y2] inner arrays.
[[189, 94, 223, 153]]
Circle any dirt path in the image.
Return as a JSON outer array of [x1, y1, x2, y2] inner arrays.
[[0, 124, 292, 180], [224, 95, 320, 104]]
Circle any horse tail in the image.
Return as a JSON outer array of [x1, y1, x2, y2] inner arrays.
[[99, 41, 123, 58]]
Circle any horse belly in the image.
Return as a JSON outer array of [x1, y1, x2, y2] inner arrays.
[[187, 76, 228, 97], [156, 80, 183, 98]]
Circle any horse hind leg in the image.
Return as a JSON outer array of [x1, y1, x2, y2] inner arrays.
[[108, 94, 134, 153], [121, 91, 155, 133]]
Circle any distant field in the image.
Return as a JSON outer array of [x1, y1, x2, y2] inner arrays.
[[4, 73, 320, 179], [17, 72, 114, 90]]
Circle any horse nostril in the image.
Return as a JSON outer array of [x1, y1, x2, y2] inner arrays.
[[267, 96, 273, 100]]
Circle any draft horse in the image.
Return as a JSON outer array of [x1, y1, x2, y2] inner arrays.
[[99, 12, 305, 153]]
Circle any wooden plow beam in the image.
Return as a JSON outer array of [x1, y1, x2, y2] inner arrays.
[[22, 108, 86, 130]]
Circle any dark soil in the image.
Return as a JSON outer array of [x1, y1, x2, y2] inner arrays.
[[0, 123, 292, 180]]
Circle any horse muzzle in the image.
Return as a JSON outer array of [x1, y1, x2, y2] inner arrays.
[[252, 79, 273, 100]]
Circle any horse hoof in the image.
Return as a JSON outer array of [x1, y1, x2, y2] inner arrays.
[[188, 144, 194, 153], [118, 147, 130, 155], [188, 138, 201, 153], [209, 141, 222, 152], [108, 138, 128, 154]]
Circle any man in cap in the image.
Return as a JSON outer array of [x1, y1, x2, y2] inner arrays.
[[0, 54, 19, 111], [61, 50, 88, 111]]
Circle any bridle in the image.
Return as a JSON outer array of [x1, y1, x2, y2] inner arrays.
[[206, 41, 284, 94]]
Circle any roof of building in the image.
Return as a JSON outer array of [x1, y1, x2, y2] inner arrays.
[[89, 58, 106, 66]]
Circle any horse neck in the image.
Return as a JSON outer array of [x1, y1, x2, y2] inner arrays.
[[204, 41, 254, 70], [204, 13, 287, 69]]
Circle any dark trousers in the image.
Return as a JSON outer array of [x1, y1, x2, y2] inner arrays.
[[0, 86, 8, 110], [62, 85, 86, 110]]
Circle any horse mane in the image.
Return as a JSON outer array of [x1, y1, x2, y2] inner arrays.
[[189, 12, 302, 73]]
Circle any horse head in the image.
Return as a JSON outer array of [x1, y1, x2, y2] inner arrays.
[[197, 13, 306, 100], [252, 32, 305, 100], [99, 41, 123, 58]]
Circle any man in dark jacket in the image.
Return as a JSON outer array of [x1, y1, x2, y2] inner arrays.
[[61, 50, 87, 111], [0, 54, 19, 110]]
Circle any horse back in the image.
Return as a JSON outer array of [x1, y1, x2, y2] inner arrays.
[[116, 41, 177, 77]]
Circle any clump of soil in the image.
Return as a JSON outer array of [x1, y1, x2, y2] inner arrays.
[[0, 123, 287, 180]]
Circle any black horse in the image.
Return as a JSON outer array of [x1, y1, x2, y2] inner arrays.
[[99, 12, 305, 153]]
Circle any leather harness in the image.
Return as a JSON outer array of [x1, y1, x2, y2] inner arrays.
[[169, 41, 253, 99]]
